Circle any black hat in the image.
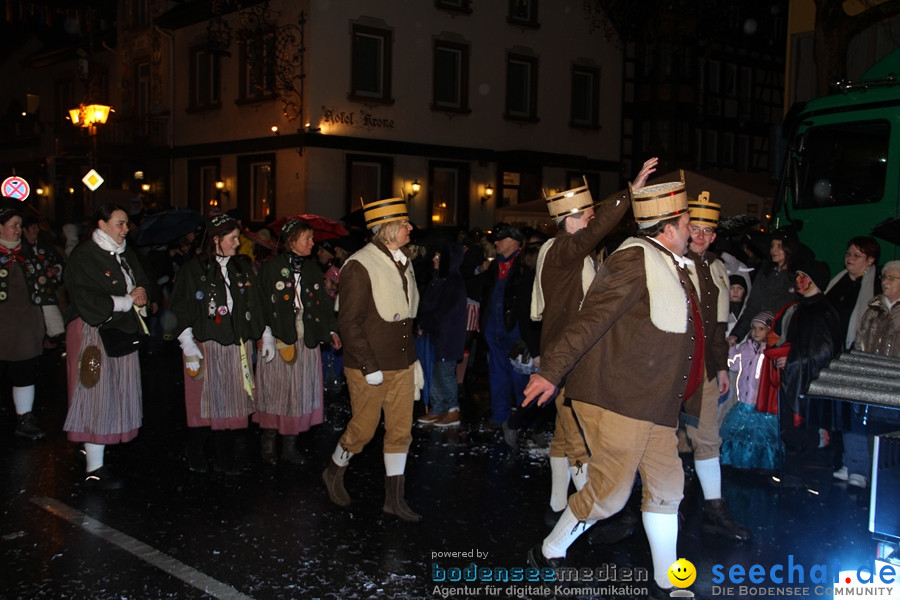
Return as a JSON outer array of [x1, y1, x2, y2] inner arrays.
[[488, 222, 523, 243], [796, 260, 831, 293], [728, 275, 747, 290], [207, 214, 240, 238]]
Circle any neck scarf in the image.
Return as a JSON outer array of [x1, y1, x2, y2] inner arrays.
[[215, 255, 234, 312], [0, 237, 21, 251], [93, 228, 136, 291], [288, 252, 305, 273]]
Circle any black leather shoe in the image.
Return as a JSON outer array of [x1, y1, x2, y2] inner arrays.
[[84, 466, 124, 490], [702, 498, 752, 542], [526, 544, 564, 570]]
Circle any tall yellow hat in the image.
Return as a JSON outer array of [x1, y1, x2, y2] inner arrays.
[[628, 170, 689, 229], [544, 176, 596, 222], [688, 191, 720, 228], [361, 196, 409, 229]]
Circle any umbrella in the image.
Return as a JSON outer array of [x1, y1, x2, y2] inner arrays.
[[268, 214, 348, 241], [136, 208, 204, 246], [871, 216, 900, 247]]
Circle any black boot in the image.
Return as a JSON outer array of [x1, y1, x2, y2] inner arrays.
[[322, 459, 351, 506], [84, 465, 124, 490], [526, 545, 564, 569], [702, 498, 752, 542], [383, 475, 421, 522], [280, 435, 306, 466], [212, 430, 240, 476], [15, 412, 45, 440], [260, 429, 277, 465], [186, 427, 211, 473]]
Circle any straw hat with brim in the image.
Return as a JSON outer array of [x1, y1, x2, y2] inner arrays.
[[544, 176, 596, 222], [629, 170, 689, 229], [361, 197, 409, 229], [688, 191, 721, 228]]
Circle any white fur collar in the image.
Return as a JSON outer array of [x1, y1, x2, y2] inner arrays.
[[616, 237, 689, 333]]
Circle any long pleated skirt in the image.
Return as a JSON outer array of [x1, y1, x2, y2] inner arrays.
[[64, 318, 142, 444], [183, 340, 254, 430], [253, 341, 323, 435]]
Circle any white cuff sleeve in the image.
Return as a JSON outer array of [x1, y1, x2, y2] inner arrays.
[[112, 295, 135, 312]]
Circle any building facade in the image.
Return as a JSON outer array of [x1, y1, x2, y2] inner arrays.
[[158, 0, 625, 232]]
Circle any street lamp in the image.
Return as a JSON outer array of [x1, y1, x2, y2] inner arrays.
[[69, 103, 112, 215], [69, 103, 111, 130]]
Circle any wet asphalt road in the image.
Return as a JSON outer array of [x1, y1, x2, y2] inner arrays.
[[0, 342, 879, 600]]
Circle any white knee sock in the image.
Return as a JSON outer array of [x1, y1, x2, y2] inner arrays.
[[694, 457, 722, 500], [383, 452, 407, 477], [571, 460, 588, 491], [643, 511, 679, 588], [12, 385, 35, 415], [542, 506, 592, 559], [332, 443, 354, 467], [84, 443, 105, 473], [549, 457, 570, 512]]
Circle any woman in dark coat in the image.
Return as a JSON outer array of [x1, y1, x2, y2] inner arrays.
[[64, 204, 151, 489], [729, 232, 806, 345], [171, 214, 265, 474], [254, 218, 341, 464], [773, 261, 843, 452], [0, 205, 55, 440]]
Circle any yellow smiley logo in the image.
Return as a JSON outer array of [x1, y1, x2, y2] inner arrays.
[[667, 558, 697, 588]]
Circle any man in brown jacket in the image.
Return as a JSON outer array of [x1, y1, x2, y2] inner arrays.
[[322, 196, 422, 522], [682, 192, 750, 542], [531, 158, 657, 525], [524, 173, 704, 599]]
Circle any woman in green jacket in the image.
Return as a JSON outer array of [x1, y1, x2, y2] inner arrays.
[[254, 218, 341, 464], [64, 204, 150, 489], [171, 214, 265, 474]]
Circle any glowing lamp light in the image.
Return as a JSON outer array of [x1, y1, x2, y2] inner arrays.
[[69, 103, 112, 128]]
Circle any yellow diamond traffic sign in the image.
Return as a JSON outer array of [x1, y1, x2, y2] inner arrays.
[[82, 169, 104, 191]]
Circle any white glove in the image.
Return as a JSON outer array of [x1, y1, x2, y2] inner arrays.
[[365, 370, 384, 385], [185, 356, 201, 373], [413, 360, 424, 401], [177, 328, 204, 368], [261, 326, 276, 363]]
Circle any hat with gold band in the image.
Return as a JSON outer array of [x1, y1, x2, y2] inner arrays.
[[361, 196, 409, 229], [688, 191, 720, 228], [628, 170, 689, 229], [544, 176, 596, 222]]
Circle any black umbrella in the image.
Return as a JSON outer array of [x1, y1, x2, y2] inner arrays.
[[871, 216, 900, 247], [136, 208, 205, 246]]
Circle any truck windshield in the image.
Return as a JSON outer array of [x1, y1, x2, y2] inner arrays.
[[788, 120, 889, 209]]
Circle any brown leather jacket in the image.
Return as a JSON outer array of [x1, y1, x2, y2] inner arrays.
[[538, 242, 701, 427], [337, 241, 417, 375]]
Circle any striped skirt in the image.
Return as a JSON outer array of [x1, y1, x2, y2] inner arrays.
[[253, 341, 324, 435], [183, 340, 254, 430], [64, 318, 142, 444]]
